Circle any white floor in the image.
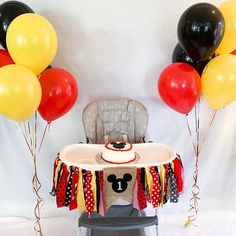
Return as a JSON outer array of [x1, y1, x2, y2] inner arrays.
[[0, 211, 235, 236]]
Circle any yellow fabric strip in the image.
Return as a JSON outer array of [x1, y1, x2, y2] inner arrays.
[[92, 171, 97, 211], [171, 161, 175, 172], [145, 167, 153, 195], [54, 160, 62, 190], [67, 166, 71, 182], [159, 165, 166, 207], [77, 169, 86, 212]]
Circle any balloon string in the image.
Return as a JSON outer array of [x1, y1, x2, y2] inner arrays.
[[38, 123, 49, 153], [28, 120, 33, 149], [185, 115, 197, 156], [196, 99, 200, 156], [184, 99, 201, 226], [18, 113, 44, 236], [32, 157, 43, 235], [18, 122, 33, 156], [31, 112, 44, 236], [198, 110, 217, 155], [185, 106, 217, 227], [32, 160, 43, 236], [185, 101, 201, 227], [186, 148, 200, 226], [23, 121, 32, 149]]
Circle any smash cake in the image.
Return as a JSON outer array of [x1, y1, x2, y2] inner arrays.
[[101, 141, 136, 164]]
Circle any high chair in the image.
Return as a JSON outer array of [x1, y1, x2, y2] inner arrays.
[[78, 97, 158, 236]]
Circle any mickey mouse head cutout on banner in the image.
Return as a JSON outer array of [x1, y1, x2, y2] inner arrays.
[[107, 173, 132, 193]]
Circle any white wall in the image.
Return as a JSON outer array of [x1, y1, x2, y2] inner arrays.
[[0, 0, 235, 234]]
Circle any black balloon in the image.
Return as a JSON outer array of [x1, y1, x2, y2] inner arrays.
[[0, 1, 33, 49], [172, 43, 213, 75], [177, 3, 224, 61], [46, 65, 53, 70]]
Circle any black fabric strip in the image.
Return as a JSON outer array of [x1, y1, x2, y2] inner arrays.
[[65, 166, 74, 207], [168, 164, 179, 203], [140, 167, 146, 192], [168, 163, 173, 172], [95, 171, 100, 213], [163, 164, 169, 204], [176, 153, 184, 168], [154, 166, 160, 179], [82, 169, 87, 201]]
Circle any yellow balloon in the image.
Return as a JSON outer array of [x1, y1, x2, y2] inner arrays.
[[6, 13, 57, 75], [217, 0, 236, 54], [0, 64, 42, 121], [202, 54, 236, 109]]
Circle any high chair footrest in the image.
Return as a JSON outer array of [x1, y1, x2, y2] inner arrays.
[[78, 216, 158, 230]]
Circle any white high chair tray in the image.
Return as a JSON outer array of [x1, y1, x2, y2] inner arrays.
[[59, 143, 176, 171]]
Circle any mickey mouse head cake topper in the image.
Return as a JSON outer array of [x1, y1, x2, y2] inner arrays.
[[110, 141, 126, 149], [105, 140, 132, 151], [102, 140, 136, 164]]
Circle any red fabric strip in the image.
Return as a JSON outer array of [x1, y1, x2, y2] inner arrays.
[[56, 164, 70, 208], [149, 166, 161, 208], [173, 157, 184, 193], [85, 171, 94, 214]]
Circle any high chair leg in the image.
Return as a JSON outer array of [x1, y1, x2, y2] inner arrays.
[[155, 208, 158, 236], [78, 216, 82, 236], [155, 224, 158, 236], [77, 226, 82, 236]]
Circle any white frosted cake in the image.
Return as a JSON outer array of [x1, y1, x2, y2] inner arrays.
[[101, 141, 136, 164]]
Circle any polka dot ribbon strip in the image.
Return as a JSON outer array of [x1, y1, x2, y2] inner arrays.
[[167, 164, 179, 203], [149, 166, 161, 208], [69, 167, 79, 210], [85, 170, 95, 214], [56, 164, 70, 208], [65, 166, 74, 207]]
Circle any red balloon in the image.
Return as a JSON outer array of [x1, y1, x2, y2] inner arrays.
[[158, 63, 201, 114], [0, 49, 14, 67], [231, 49, 236, 55], [38, 68, 78, 123]]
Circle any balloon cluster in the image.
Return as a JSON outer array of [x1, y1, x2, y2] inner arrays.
[[0, 1, 78, 123], [158, 1, 236, 113]]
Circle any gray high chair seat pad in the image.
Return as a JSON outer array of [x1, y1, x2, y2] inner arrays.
[[82, 97, 149, 144]]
